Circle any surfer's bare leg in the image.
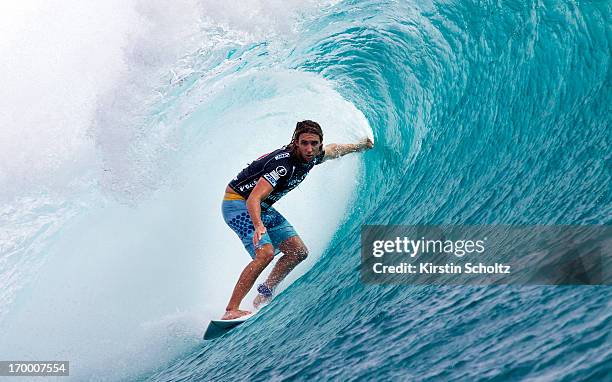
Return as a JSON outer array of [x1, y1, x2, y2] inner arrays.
[[254, 236, 308, 309], [268, 236, 309, 288], [223, 244, 274, 320]]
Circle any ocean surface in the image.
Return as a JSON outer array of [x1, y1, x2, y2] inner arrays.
[[0, 0, 610, 381]]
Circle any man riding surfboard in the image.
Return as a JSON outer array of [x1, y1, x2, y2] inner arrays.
[[221, 120, 373, 320]]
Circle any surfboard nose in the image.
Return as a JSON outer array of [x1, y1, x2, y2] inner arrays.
[[203, 314, 255, 340]]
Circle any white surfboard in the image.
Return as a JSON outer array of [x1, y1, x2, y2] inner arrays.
[[203, 313, 256, 340]]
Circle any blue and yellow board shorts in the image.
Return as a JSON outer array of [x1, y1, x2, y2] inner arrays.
[[222, 192, 298, 258]]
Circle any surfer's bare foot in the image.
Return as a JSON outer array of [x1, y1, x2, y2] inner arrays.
[[253, 293, 271, 309], [221, 309, 251, 320]]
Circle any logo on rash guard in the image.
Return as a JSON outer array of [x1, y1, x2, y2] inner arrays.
[[274, 153, 290, 160], [276, 166, 287, 176], [239, 179, 258, 192], [263, 171, 280, 187]]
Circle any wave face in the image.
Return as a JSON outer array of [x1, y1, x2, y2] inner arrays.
[[1, 0, 610, 381]]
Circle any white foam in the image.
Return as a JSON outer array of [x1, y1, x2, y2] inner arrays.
[[0, 0, 340, 203], [0, 0, 197, 201]]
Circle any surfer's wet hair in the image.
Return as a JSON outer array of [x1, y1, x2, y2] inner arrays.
[[288, 120, 324, 153]]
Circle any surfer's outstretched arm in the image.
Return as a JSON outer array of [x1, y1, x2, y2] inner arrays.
[[322, 137, 374, 161]]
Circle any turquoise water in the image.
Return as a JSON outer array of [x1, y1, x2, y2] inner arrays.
[[147, 1, 611, 381], [1, 0, 610, 380]]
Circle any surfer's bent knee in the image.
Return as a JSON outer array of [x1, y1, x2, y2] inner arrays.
[[299, 247, 308, 261], [254, 245, 274, 263], [292, 245, 308, 262]]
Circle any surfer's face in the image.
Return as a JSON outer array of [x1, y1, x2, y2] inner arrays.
[[295, 132, 321, 162]]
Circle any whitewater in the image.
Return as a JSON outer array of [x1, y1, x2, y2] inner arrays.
[[1, 0, 610, 381]]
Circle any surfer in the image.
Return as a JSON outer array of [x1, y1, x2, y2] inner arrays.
[[221, 120, 373, 320]]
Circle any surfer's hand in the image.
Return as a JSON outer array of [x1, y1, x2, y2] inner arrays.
[[253, 224, 267, 246], [361, 137, 374, 150]]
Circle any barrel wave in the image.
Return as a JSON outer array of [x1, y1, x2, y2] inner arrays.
[[1, 0, 610, 381]]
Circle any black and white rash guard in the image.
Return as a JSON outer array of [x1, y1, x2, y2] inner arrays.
[[228, 146, 325, 209]]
